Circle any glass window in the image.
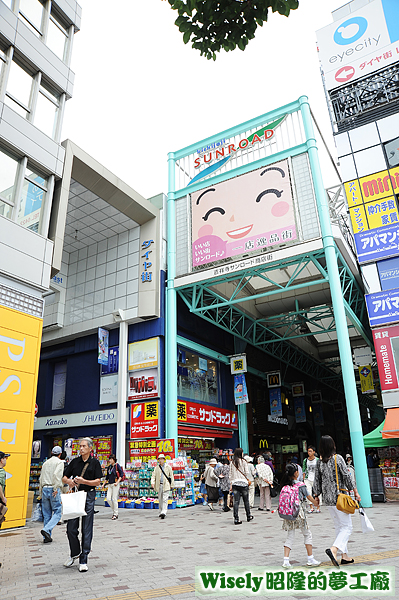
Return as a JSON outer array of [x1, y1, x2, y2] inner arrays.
[[34, 86, 59, 138], [177, 348, 219, 404], [19, 0, 43, 36], [47, 16, 68, 61], [52, 361, 67, 410], [5, 60, 33, 117], [0, 200, 13, 220], [17, 167, 47, 232], [0, 147, 19, 204]]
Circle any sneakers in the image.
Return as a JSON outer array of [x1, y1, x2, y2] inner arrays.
[[208, 504, 214, 511], [282, 562, 292, 569], [307, 557, 321, 566], [203, 501, 208, 506], [307, 507, 314, 513], [79, 564, 88, 572], [314, 508, 321, 513], [64, 555, 80, 568]]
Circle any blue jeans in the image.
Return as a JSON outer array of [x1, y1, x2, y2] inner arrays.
[[66, 490, 96, 564], [41, 488, 62, 537]]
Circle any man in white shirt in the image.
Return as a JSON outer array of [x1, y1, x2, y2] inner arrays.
[[151, 454, 174, 519], [38, 446, 64, 543]]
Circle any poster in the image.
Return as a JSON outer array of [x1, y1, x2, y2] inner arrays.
[[129, 438, 175, 462], [128, 368, 159, 400], [191, 160, 297, 267], [234, 374, 249, 405], [98, 327, 109, 365], [178, 437, 214, 451], [128, 337, 159, 371], [31, 440, 41, 459], [294, 397, 306, 423], [269, 388, 282, 417]]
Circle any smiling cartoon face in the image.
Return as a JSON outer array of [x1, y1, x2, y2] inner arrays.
[[191, 159, 297, 267]]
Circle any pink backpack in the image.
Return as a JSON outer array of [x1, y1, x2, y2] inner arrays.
[[278, 482, 301, 521]]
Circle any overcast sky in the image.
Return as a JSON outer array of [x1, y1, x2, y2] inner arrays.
[[62, 0, 347, 200]]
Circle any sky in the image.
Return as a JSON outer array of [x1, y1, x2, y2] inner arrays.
[[62, 0, 348, 200]]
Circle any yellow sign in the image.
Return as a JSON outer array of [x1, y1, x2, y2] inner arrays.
[[359, 365, 374, 394], [346, 168, 399, 234], [144, 402, 158, 420], [0, 305, 42, 529], [128, 337, 159, 371], [259, 439, 268, 449]]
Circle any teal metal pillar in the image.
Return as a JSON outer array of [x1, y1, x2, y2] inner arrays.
[[238, 404, 249, 455], [166, 152, 178, 452], [299, 96, 372, 507]]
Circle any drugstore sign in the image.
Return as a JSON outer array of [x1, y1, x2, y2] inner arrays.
[[177, 400, 238, 429], [130, 401, 159, 438]]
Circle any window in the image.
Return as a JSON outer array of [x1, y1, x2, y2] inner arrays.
[[34, 84, 59, 138], [0, 148, 19, 220], [17, 167, 48, 232], [177, 348, 219, 404], [384, 136, 399, 169], [18, 0, 44, 37], [5, 60, 33, 118], [52, 361, 67, 410], [47, 14, 68, 61]]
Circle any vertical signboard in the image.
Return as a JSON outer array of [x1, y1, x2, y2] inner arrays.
[[0, 305, 43, 529], [97, 328, 109, 365], [234, 374, 249, 405], [269, 388, 282, 417]]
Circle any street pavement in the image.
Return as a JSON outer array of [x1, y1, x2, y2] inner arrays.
[[0, 496, 398, 600]]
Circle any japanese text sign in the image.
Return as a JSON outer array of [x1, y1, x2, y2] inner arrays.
[[359, 365, 374, 394], [128, 337, 159, 370], [129, 438, 175, 461], [177, 400, 238, 429], [366, 289, 399, 327], [230, 354, 247, 374], [130, 401, 159, 438], [128, 367, 159, 400], [373, 325, 399, 392], [355, 223, 399, 264]]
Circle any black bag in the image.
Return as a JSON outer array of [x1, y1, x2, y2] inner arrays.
[[270, 475, 280, 498]]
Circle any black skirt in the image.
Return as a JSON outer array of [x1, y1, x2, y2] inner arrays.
[[206, 485, 220, 503]]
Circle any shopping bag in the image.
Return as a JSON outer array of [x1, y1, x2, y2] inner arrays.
[[61, 490, 87, 520], [359, 507, 374, 533], [31, 503, 44, 522]]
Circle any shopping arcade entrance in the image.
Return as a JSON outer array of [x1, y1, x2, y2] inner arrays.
[[166, 97, 377, 505]]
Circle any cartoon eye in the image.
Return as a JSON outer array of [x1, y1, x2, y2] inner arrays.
[[256, 189, 283, 203], [202, 207, 226, 221]]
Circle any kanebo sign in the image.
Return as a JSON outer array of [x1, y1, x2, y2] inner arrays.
[[34, 408, 128, 430]]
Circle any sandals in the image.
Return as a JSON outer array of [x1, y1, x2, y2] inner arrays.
[[325, 548, 339, 568], [111, 515, 118, 520]]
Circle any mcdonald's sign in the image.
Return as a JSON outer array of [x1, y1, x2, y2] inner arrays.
[[267, 372, 281, 388], [259, 439, 269, 449]]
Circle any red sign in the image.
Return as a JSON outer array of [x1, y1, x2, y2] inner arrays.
[[129, 438, 175, 461], [128, 368, 159, 400], [177, 400, 238, 429], [373, 325, 399, 391], [335, 65, 355, 84], [35, 403, 38, 416], [130, 401, 159, 438], [178, 437, 214, 451]]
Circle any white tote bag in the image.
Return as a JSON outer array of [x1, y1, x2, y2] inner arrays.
[[359, 507, 374, 533], [61, 490, 87, 520]]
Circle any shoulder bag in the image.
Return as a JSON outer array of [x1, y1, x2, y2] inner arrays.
[[159, 464, 172, 485], [235, 461, 252, 486], [335, 455, 358, 514]]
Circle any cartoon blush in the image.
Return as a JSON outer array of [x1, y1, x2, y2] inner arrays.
[[271, 201, 289, 218], [198, 224, 213, 237]]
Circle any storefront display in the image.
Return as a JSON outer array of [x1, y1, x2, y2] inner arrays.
[[378, 447, 399, 501], [29, 463, 42, 495]]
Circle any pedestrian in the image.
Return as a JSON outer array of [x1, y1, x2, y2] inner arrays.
[[38, 445, 64, 543], [199, 471, 207, 505], [229, 448, 253, 525], [292, 456, 304, 482], [366, 449, 376, 468], [0, 451, 10, 528], [151, 453, 174, 519], [263, 452, 275, 473], [346, 454, 356, 490], [203, 458, 219, 511], [62, 437, 103, 572], [255, 456, 273, 511], [279, 463, 321, 569], [312, 435, 361, 567], [302, 446, 321, 513], [244, 455, 256, 508], [214, 457, 231, 512], [102, 454, 122, 520]]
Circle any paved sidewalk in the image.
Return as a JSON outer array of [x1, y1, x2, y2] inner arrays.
[[0, 498, 398, 600]]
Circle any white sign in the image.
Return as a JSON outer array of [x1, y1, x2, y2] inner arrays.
[[100, 374, 118, 405], [268, 415, 289, 426], [230, 354, 247, 374], [34, 408, 128, 430], [354, 346, 373, 366], [316, 0, 399, 91]]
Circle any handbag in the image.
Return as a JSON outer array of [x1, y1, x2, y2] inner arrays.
[[31, 502, 44, 522], [270, 474, 279, 498], [359, 507, 374, 533], [229, 492, 234, 508], [334, 455, 358, 514], [236, 462, 252, 486], [61, 462, 90, 521]]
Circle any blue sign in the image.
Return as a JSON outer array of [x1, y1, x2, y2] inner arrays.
[[294, 397, 306, 424], [354, 223, 399, 264], [101, 346, 119, 375], [366, 289, 399, 327], [234, 374, 249, 405], [377, 257, 399, 291], [269, 388, 282, 417]]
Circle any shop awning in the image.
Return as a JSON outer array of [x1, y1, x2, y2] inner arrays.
[[363, 419, 399, 448], [382, 408, 399, 440], [178, 425, 234, 439]]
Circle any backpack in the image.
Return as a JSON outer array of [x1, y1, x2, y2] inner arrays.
[[278, 482, 301, 521], [116, 463, 126, 482]]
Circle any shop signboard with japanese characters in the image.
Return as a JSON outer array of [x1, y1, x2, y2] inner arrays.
[[130, 401, 159, 438], [366, 289, 399, 327], [128, 338, 159, 370], [177, 400, 238, 430], [191, 159, 297, 268], [316, 0, 399, 92], [178, 437, 214, 451], [128, 368, 159, 400], [373, 325, 399, 392], [129, 438, 175, 461], [378, 257, 399, 291], [359, 365, 374, 394], [355, 223, 399, 264]]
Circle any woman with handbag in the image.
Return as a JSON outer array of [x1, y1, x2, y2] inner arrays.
[[214, 457, 231, 512], [256, 456, 273, 511], [312, 435, 361, 567], [229, 448, 254, 525], [203, 458, 220, 511]]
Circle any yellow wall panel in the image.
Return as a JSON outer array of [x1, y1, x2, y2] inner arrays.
[[4, 452, 29, 498], [0, 305, 42, 338], [0, 408, 33, 454], [365, 196, 399, 230], [349, 204, 368, 234], [344, 179, 362, 207], [4, 495, 26, 525], [0, 366, 36, 413], [0, 329, 41, 375]]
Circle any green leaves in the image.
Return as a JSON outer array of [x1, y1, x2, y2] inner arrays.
[[168, 0, 300, 59]]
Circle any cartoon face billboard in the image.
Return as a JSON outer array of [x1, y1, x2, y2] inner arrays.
[[191, 159, 297, 268]]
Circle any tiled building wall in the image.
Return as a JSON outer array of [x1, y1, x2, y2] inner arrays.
[[291, 153, 321, 241]]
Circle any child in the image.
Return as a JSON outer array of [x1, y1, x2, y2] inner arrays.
[[199, 472, 207, 506], [279, 463, 321, 569]]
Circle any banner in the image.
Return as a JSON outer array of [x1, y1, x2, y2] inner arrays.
[[130, 401, 159, 438], [128, 368, 159, 400], [178, 437, 214, 451], [128, 337, 159, 370], [97, 328, 109, 365], [294, 397, 306, 423], [359, 365, 374, 394], [177, 400, 238, 429], [129, 438, 175, 462], [269, 388, 282, 417], [234, 374, 249, 405]]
